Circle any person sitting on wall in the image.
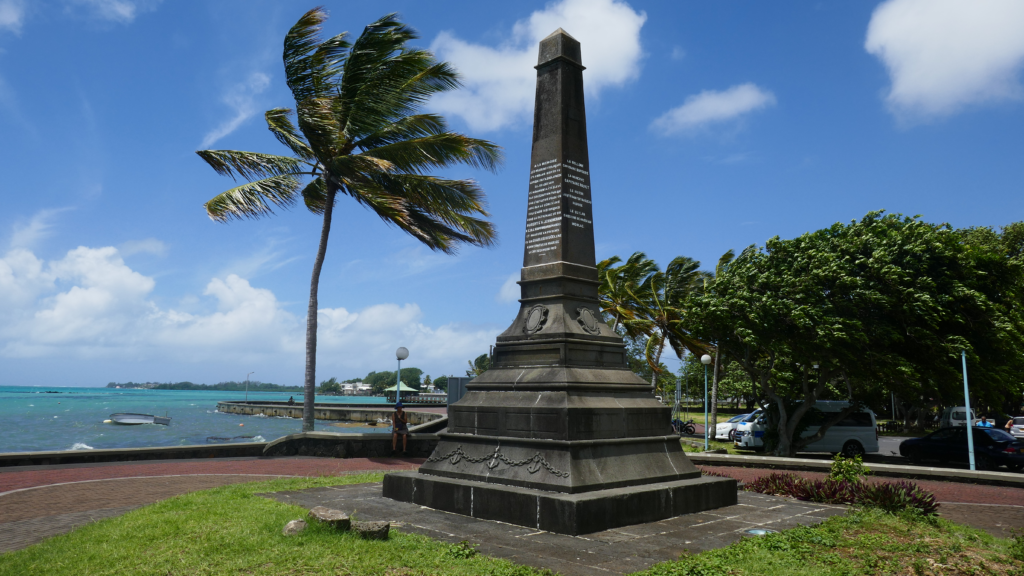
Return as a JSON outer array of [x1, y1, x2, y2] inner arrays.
[[287, 396, 295, 405], [392, 401, 409, 456]]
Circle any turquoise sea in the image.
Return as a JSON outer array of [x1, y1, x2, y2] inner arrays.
[[0, 386, 390, 454]]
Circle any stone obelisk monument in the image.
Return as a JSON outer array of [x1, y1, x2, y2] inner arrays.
[[384, 29, 735, 535]]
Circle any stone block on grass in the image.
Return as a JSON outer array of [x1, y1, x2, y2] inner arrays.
[[353, 521, 390, 540], [282, 519, 307, 535], [308, 506, 351, 531]]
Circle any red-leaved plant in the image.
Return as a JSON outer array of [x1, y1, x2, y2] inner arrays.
[[744, 472, 938, 515]]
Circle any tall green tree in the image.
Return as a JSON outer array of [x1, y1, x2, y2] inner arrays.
[[318, 377, 341, 394], [197, 9, 502, 431], [689, 212, 1024, 456]]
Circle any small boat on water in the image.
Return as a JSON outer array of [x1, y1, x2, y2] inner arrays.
[[108, 413, 171, 426]]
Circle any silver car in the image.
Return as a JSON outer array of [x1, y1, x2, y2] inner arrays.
[[715, 412, 756, 441], [1008, 416, 1024, 439]]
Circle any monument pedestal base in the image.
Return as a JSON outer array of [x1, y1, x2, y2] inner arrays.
[[382, 471, 737, 536]]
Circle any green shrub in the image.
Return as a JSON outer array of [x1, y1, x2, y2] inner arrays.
[[829, 453, 870, 483], [447, 540, 478, 559], [1010, 530, 1024, 562]]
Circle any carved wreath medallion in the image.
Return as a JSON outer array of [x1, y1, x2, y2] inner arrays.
[[576, 306, 601, 334], [523, 304, 549, 334], [427, 445, 570, 478]]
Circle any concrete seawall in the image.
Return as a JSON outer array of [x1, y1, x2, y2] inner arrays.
[[216, 401, 444, 425], [0, 443, 268, 467]]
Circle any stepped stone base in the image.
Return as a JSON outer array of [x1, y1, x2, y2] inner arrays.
[[382, 471, 737, 536]]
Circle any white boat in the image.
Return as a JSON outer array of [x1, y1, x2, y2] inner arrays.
[[109, 413, 171, 426]]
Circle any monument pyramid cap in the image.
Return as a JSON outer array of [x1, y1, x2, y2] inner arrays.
[[537, 28, 583, 68], [543, 27, 577, 40]]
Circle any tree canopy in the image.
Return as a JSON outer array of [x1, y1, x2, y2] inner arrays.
[[687, 212, 1024, 455]]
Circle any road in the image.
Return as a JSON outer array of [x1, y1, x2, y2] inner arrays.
[[874, 436, 909, 456]]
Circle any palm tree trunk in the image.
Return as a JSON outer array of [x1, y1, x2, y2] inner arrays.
[[650, 336, 665, 390], [303, 187, 338, 432], [710, 348, 721, 432]]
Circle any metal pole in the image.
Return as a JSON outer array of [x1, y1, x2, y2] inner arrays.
[[397, 359, 402, 403], [962, 350, 975, 471], [704, 363, 709, 451], [245, 371, 254, 402]]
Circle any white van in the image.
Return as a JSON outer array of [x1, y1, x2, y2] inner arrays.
[[734, 401, 878, 457], [939, 406, 978, 428]]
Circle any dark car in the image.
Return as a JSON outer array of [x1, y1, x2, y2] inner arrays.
[[899, 427, 1024, 471]]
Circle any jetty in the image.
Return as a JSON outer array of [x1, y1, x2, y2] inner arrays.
[[215, 400, 445, 425]]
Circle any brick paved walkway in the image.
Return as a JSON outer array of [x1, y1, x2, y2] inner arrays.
[[3, 458, 1023, 556], [0, 456, 423, 553], [0, 456, 423, 494], [700, 465, 1024, 538]]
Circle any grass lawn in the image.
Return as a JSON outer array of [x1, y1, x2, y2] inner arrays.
[[0, 473, 548, 576], [681, 438, 750, 455], [635, 508, 1024, 576], [3, 474, 1022, 576]]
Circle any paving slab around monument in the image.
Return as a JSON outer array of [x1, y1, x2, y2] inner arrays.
[[264, 482, 846, 576]]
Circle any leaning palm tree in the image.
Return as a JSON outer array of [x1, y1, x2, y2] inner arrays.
[[624, 256, 708, 390], [196, 9, 502, 432], [597, 252, 658, 332]]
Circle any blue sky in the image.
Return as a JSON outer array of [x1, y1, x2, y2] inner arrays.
[[2, 0, 1023, 387]]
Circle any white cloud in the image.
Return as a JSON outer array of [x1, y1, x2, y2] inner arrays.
[[671, 46, 686, 61], [118, 238, 167, 257], [496, 272, 520, 303], [218, 237, 300, 280], [429, 0, 647, 132], [0, 0, 25, 34], [200, 72, 271, 149], [0, 243, 496, 377], [865, 0, 1024, 119], [9, 208, 71, 250], [69, 0, 161, 24], [317, 303, 497, 372], [0, 248, 49, 315], [650, 83, 776, 135]]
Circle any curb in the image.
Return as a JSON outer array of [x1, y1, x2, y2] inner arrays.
[[688, 453, 1024, 489]]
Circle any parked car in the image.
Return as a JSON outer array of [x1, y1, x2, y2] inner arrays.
[[733, 415, 765, 450], [734, 401, 878, 457], [938, 406, 978, 428], [899, 427, 1024, 471], [1006, 416, 1024, 439], [716, 411, 760, 441]]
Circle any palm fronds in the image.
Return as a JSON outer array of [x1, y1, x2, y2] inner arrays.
[[203, 174, 301, 222], [265, 108, 316, 162], [196, 150, 307, 181]]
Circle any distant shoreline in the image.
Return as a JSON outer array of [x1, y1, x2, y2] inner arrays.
[[106, 382, 303, 392]]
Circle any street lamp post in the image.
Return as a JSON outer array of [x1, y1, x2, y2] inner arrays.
[[962, 350, 976, 471], [396, 347, 409, 403], [245, 371, 254, 402], [701, 354, 712, 451]]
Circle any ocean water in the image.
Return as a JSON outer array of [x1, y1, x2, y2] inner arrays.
[[0, 386, 391, 454]]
